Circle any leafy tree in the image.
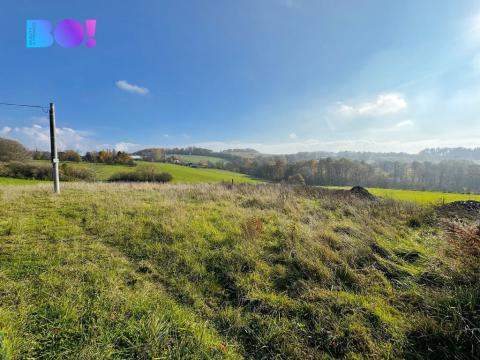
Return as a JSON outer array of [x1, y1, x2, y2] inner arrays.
[[0, 138, 31, 162], [59, 150, 81, 162], [84, 151, 98, 163]]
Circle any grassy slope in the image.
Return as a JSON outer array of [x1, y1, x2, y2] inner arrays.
[[171, 154, 227, 164], [0, 183, 477, 359], [33, 161, 257, 183]]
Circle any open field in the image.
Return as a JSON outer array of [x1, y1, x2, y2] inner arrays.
[[324, 186, 480, 204], [0, 177, 45, 185], [0, 183, 477, 359], [33, 161, 258, 184], [368, 187, 480, 204]]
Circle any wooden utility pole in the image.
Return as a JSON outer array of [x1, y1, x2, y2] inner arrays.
[[49, 102, 60, 194]]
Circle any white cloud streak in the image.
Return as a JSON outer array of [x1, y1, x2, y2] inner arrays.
[[115, 80, 149, 95], [336, 93, 407, 117]]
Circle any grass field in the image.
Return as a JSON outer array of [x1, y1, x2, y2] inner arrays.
[[33, 161, 257, 184], [325, 186, 480, 204], [368, 187, 480, 204], [0, 177, 44, 185], [170, 154, 227, 164], [5, 163, 480, 204], [0, 183, 477, 359]]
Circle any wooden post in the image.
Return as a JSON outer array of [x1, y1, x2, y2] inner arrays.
[[49, 102, 60, 194]]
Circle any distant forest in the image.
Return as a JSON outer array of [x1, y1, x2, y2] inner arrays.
[[224, 157, 480, 193], [135, 146, 480, 163]]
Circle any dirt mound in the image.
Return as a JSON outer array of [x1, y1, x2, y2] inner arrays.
[[350, 186, 376, 201], [439, 200, 480, 218]]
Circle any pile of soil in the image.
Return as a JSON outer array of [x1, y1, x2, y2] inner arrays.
[[350, 186, 376, 201], [439, 200, 480, 218]]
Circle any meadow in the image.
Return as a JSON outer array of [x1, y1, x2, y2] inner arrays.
[[0, 177, 44, 185], [325, 186, 480, 204], [0, 183, 477, 359], [170, 154, 227, 165], [32, 160, 257, 184]]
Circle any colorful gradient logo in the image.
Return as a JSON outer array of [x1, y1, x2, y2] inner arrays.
[[26, 19, 96, 48]]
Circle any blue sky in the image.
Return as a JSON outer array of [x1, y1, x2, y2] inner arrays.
[[1, 0, 480, 154]]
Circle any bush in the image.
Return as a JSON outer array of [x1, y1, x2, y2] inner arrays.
[[0, 162, 95, 182], [0, 138, 31, 162], [0, 161, 50, 180], [60, 164, 96, 182], [109, 166, 172, 183]]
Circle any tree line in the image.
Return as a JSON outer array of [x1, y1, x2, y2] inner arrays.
[[32, 148, 135, 165], [222, 157, 480, 193]]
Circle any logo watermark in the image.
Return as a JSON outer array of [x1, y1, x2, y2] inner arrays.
[[27, 19, 96, 48]]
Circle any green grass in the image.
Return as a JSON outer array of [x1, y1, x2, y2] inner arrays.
[[33, 160, 258, 184], [0, 177, 45, 185], [170, 154, 227, 164], [325, 186, 480, 204], [368, 187, 480, 204], [0, 183, 477, 359]]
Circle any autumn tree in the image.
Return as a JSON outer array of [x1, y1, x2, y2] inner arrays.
[[0, 138, 31, 162], [59, 150, 81, 162]]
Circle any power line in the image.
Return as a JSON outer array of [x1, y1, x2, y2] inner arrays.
[[0, 102, 49, 113]]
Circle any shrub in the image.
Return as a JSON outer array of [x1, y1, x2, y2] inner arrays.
[[109, 166, 172, 183], [0, 162, 95, 182], [0, 138, 31, 162], [0, 161, 50, 180], [60, 163, 96, 182]]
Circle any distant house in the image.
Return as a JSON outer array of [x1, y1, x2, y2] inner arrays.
[[130, 155, 143, 160]]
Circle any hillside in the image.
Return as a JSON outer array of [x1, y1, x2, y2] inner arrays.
[[0, 183, 478, 359], [170, 154, 227, 165], [33, 161, 258, 183]]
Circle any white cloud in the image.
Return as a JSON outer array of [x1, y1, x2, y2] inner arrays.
[[395, 119, 414, 128], [0, 124, 94, 152], [113, 142, 142, 152], [115, 80, 149, 95], [336, 93, 407, 117], [289, 132, 297, 139], [1, 126, 12, 135]]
